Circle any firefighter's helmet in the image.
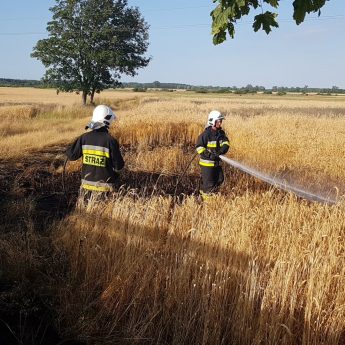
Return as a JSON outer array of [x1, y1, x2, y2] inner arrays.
[[207, 110, 224, 127], [86, 105, 116, 130]]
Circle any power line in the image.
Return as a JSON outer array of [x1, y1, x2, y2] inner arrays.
[[152, 15, 345, 30], [141, 5, 213, 12], [0, 17, 46, 21], [0, 15, 344, 35], [0, 4, 213, 21], [153, 24, 209, 30], [0, 32, 47, 36]]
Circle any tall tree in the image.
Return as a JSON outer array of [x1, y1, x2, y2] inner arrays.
[[211, 0, 329, 44], [32, 0, 150, 105]]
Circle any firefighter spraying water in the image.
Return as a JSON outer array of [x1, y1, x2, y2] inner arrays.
[[195, 110, 230, 201], [192, 110, 335, 205]]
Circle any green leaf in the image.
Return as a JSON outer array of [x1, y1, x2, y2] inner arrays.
[[236, 0, 247, 7], [264, 0, 280, 8], [211, 0, 328, 43], [293, 0, 326, 24], [293, 0, 310, 24], [211, 5, 233, 35], [253, 12, 279, 34], [227, 22, 235, 39], [213, 31, 227, 45]]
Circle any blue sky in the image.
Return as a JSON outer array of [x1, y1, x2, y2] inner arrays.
[[0, 0, 344, 88]]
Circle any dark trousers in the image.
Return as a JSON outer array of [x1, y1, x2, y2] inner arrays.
[[200, 165, 224, 194]]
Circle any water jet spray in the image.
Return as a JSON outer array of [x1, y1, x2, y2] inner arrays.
[[219, 155, 336, 205]]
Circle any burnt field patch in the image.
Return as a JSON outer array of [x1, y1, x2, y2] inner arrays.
[[0, 142, 281, 231]]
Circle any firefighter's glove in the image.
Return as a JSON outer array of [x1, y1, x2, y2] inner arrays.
[[209, 152, 220, 161]]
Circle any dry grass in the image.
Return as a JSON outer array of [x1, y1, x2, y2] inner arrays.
[[53, 192, 345, 344], [0, 87, 83, 105], [1, 88, 345, 344]]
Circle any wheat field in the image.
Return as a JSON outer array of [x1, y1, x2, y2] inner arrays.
[[0, 87, 345, 344]]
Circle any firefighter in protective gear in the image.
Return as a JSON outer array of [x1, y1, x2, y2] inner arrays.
[[66, 105, 124, 194], [195, 110, 230, 200]]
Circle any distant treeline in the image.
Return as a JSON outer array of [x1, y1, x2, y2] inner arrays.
[[0, 78, 46, 88], [1, 78, 344, 94], [122, 81, 194, 90], [122, 82, 345, 95]]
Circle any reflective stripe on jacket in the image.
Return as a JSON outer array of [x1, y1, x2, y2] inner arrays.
[[66, 127, 124, 191]]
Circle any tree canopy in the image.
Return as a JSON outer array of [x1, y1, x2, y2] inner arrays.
[[31, 0, 150, 105], [211, 0, 329, 44]]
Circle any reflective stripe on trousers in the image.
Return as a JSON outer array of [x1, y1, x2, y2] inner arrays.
[[81, 179, 115, 192]]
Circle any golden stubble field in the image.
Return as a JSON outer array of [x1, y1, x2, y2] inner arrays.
[[1, 87, 345, 344]]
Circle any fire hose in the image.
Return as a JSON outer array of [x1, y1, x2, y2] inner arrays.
[[62, 157, 69, 197], [219, 155, 336, 205], [174, 152, 198, 196], [63, 151, 336, 205]]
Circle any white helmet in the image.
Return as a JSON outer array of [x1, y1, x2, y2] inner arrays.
[[86, 105, 116, 130], [207, 110, 224, 127]]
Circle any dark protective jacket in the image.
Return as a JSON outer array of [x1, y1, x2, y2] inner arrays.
[[195, 126, 230, 167], [66, 127, 124, 192]]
